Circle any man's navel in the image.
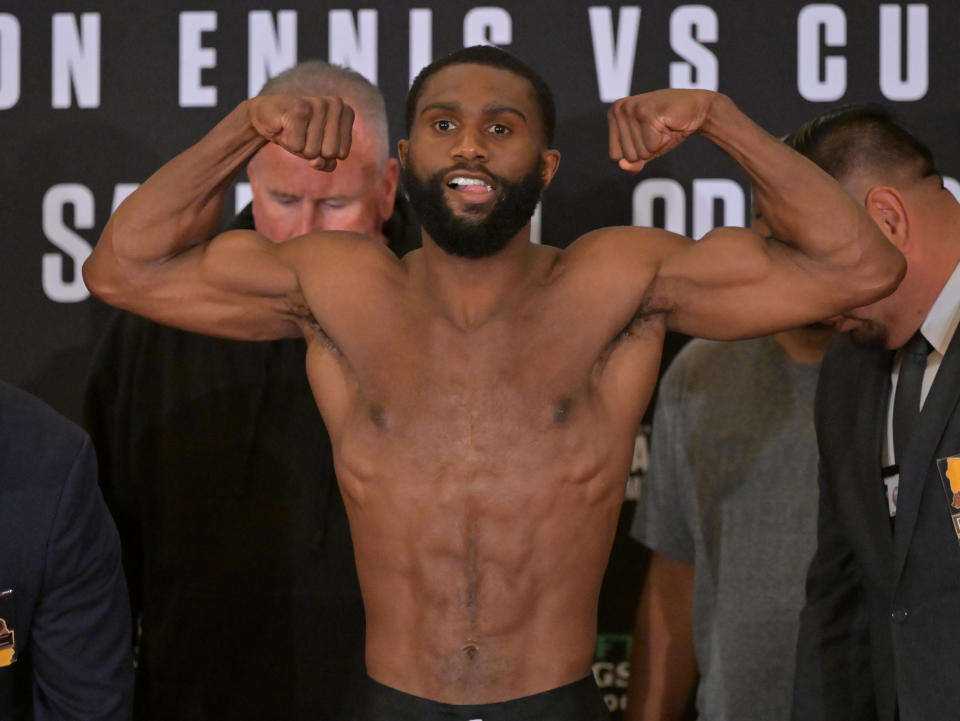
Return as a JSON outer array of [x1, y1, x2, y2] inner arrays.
[[461, 641, 480, 660], [369, 404, 387, 429]]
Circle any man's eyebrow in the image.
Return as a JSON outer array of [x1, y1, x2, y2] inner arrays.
[[483, 105, 527, 123], [419, 101, 460, 116], [418, 102, 527, 123], [268, 189, 357, 203]]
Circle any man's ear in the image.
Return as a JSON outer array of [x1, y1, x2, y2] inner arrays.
[[540, 149, 561, 189], [397, 139, 409, 169], [865, 186, 909, 250], [379, 158, 400, 221]]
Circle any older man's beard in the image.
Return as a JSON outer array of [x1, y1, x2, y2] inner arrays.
[[402, 157, 545, 259]]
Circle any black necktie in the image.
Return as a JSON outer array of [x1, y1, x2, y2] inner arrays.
[[893, 331, 933, 462]]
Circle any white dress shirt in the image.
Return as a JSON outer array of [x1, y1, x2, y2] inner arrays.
[[882, 261, 960, 515]]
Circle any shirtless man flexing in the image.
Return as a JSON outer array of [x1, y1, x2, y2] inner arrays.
[[84, 47, 904, 720]]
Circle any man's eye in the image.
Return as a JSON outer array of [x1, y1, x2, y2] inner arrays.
[[434, 119, 454, 131], [489, 124, 509, 135], [274, 195, 299, 206]]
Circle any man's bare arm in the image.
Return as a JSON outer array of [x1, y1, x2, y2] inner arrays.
[[626, 551, 697, 721], [604, 90, 905, 340], [83, 95, 357, 340]]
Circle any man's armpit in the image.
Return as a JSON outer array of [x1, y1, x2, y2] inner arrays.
[[287, 302, 343, 356], [595, 299, 669, 373]]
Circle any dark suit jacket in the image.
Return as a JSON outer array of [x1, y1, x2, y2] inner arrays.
[[792, 330, 960, 721], [0, 380, 132, 720]]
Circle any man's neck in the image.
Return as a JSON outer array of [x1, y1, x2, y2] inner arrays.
[[417, 227, 544, 329]]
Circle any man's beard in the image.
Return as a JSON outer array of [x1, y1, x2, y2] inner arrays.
[[402, 157, 545, 259]]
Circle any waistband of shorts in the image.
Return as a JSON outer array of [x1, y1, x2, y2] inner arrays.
[[355, 674, 609, 721]]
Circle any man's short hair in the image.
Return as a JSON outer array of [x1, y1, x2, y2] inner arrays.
[[405, 46, 556, 146], [784, 105, 938, 184], [259, 60, 389, 166]]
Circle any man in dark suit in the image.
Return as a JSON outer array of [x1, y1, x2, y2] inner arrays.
[[84, 61, 417, 720], [790, 107, 960, 721], [0, 379, 132, 720]]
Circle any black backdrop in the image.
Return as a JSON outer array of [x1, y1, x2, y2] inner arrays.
[[2, 1, 957, 715]]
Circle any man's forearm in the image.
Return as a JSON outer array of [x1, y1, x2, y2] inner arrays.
[[100, 100, 265, 266], [626, 552, 698, 721], [82, 94, 350, 337], [700, 93, 895, 273]]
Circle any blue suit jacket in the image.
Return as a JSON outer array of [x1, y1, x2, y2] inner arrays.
[[0, 380, 132, 720]]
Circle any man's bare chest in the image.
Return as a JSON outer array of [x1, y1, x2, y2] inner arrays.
[[347, 327, 597, 443], [306, 283, 663, 469], [329, 322, 644, 470]]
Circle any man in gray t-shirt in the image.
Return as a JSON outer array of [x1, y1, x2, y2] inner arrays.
[[625, 326, 829, 721]]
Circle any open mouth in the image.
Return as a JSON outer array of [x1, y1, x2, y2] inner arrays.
[[445, 173, 496, 203]]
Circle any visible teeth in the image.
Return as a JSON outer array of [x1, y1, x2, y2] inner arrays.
[[449, 176, 492, 189]]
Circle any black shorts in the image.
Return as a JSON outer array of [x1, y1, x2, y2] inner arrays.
[[353, 674, 610, 721]]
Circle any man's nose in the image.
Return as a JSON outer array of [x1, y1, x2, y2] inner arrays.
[[297, 204, 325, 235], [451, 128, 487, 162]]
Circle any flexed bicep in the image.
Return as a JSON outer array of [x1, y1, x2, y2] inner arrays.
[[603, 89, 903, 338], [654, 225, 849, 340], [87, 227, 308, 341]]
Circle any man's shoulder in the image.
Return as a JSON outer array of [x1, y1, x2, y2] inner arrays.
[[552, 226, 687, 316], [0, 380, 85, 445], [287, 230, 410, 302], [563, 225, 688, 265], [0, 381, 88, 486], [287, 228, 401, 260]]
